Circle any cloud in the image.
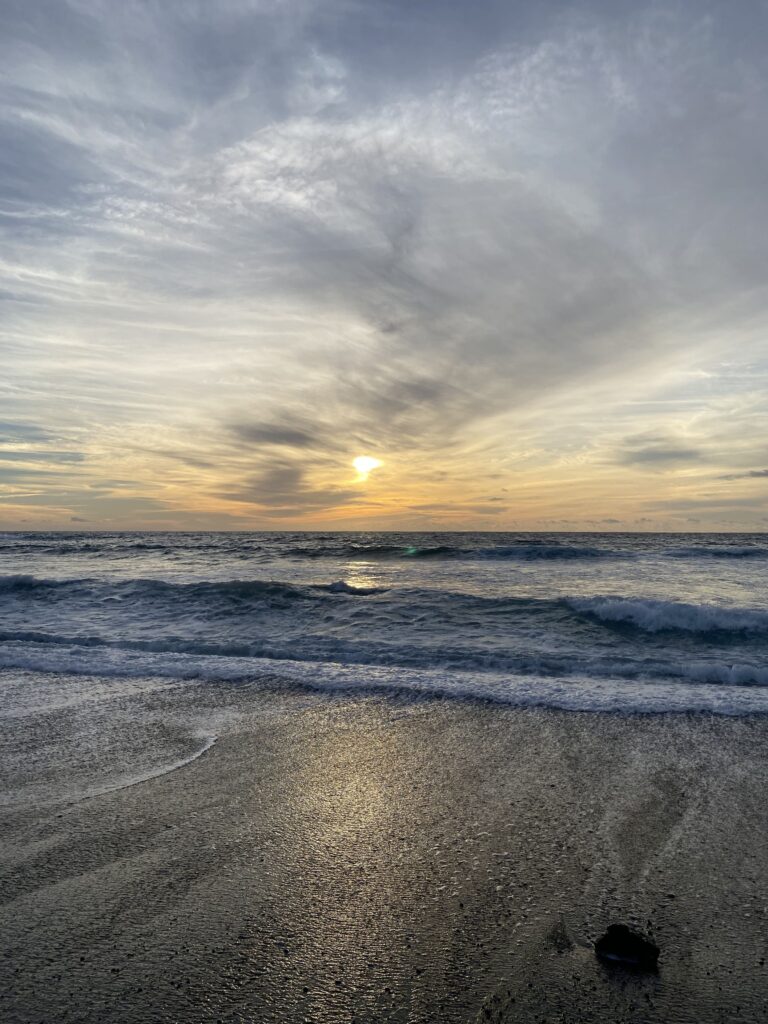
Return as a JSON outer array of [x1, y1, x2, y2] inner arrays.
[[0, 450, 84, 464], [0, 466, 74, 481], [408, 502, 507, 515], [645, 496, 767, 511], [718, 468, 768, 481], [2, 1, 768, 525], [217, 458, 357, 516], [617, 434, 703, 469], [128, 446, 217, 470], [229, 421, 328, 450]]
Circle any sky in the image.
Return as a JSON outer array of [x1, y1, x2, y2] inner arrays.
[[2, 0, 768, 531]]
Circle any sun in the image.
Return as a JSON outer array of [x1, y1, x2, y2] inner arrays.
[[353, 455, 383, 481]]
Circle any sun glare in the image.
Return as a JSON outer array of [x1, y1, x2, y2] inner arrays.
[[353, 455, 383, 481]]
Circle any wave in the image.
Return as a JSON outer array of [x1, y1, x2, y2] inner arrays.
[[286, 542, 625, 561], [0, 539, 262, 556], [0, 573, 386, 602], [286, 543, 455, 559], [476, 544, 624, 560], [4, 574, 768, 639], [680, 662, 768, 686], [0, 574, 59, 593], [568, 596, 768, 636], [2, 624, 767, 687], [666, 546, 768, 559], [324, 579, 388, 594], [2, 643, 768, 716]]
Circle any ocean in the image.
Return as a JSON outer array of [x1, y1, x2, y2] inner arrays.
[[2, 530, 768, 717], [4, 531, 768, 1022]]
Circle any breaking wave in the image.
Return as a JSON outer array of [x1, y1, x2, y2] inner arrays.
[[4, 575, 768, 640], [0, 627, 766, 687], [568, 596, 768, 635], [0, 574, 58, 593], [2, 644, 768, 716], [0, 574, 386, 603]]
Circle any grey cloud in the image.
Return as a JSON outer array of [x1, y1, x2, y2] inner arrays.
[[4, 492, 167, 515], [229, 374, 479, 454], [409, 502, 507, 514], [218, 459, 357, 515], [0, 466, 75, 481], [645, 497, 767, 511], [129, 446, 217, 470], [618, 434, 702, 468], [236, 172, 660, 450], [230, 422, 327, 449], [623, 447, 702, 465], [0, 450, 84, 463], [718, 469, 768, 481]]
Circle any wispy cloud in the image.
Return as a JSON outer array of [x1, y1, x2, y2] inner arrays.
[[217, 458, 358, 517], [2, 1, 768, 528], [0, 450, 84, 464], [617, 433, 703, 469], [718, 469, 768, 481]]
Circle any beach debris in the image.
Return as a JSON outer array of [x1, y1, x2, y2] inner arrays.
[[594, 924, 659, 971]]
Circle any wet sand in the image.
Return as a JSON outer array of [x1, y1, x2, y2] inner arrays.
[[2, 679, 768, 1022]]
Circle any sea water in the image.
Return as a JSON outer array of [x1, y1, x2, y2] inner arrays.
[[1, 531, 768, 716]]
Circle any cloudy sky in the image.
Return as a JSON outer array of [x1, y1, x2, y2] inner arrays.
[[2, 0, 768, 530]]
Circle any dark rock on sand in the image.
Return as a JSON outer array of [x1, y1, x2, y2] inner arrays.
[[595, 924, 659, 971]]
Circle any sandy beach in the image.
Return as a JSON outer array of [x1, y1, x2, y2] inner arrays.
[[2, 674, 768, 1023]]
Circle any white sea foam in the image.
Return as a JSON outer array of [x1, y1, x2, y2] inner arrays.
[[74, 732, 218, 803], [681, 662, 768, 686], [324, 580, 388, 594], [2, 643, 768, 716], [567, 596, 768, 634]]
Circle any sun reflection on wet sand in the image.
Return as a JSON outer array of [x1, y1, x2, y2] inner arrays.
[[277, 708, 434, 1021]]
